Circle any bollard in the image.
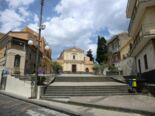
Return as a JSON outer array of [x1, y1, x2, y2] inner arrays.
[[132, 78, 137, 92], [132, 79, 137, 88], [128, 79, 132, 88]]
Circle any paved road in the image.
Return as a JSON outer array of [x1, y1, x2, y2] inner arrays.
[[0, 93, 145, 116], [0, 94, 69, 116]]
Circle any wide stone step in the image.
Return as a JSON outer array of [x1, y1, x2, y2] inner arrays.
[[44, 92, 129, 96], [45, 90, 128, 93], [46, 88, 128, 91], [47, 85, 128, 88], [54, 77, 115, 82], [43, 93, 131, 97], [45, 87, 128, 91], [46, 87, 128, 90]]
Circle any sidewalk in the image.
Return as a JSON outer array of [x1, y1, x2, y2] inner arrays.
[[68, 95, 155, 115], [1, 90, 155, 115]]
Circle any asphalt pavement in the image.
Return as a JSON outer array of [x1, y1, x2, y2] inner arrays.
[[0, 94, 69, 116]]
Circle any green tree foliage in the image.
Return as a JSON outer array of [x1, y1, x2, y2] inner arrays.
[[96, 36, 108, 64], [51, 61, 62, 74], [93, 63, 108, 74], [86, 49, 94, 62]]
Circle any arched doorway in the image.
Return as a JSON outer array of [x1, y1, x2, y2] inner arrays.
[[85, 68, 89, 73], [14, 55, 21, 68], [14, 55, 21, 74]]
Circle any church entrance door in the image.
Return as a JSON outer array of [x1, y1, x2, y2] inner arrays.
[[72, 64, 76, 73]]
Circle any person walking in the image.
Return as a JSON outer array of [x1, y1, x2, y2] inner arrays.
[[0, 67, 9, 90]]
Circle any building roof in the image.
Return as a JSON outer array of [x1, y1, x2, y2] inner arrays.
[[108, 32, 128, 45], [58, 47, 84, 59], [64, 47, 84, 52]]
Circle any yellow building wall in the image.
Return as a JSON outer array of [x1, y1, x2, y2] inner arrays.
[[142, 6, 155, 34], [120, 39, 132, 61]]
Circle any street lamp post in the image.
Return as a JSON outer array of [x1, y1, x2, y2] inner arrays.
[[36, 0, 44, 84], [28, 0, 49, 98]]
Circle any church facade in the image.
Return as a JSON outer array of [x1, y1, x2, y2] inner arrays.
[[57, 47, 94, 73]]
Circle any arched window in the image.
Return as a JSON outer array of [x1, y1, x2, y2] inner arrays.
[[14, 55, 21, 68], [85, 68, 89, 73]]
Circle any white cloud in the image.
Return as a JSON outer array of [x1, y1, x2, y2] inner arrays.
[[34, 14, 39, 22], [0, 0, 35, 32], [0, 9, 25, 32], [40, 0, 128, 58], [18, 7, 30, 18], [6, 0, 34, 9]]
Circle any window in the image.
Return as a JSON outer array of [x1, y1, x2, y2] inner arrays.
[[73, 55, 75, 60], [144, 54, 148, 70], [138, 59, 141, 73], [14, 55, 21, 68], [85, 68, 89, 72]]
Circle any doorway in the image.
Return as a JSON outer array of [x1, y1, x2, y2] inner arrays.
[[72, 64, 76, 73]]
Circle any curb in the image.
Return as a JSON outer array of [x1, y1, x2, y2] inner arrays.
[[44, 98, 155, 116], [0, 91, 81, 116], [68, 101, 155, 116]]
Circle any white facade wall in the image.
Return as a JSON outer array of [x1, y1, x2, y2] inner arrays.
[[136, 41, 155, 73], [117, 57, 137, 76], [58, 48, 94, 73], [5, 75, 31, 98], [62, 50, 85, 72]]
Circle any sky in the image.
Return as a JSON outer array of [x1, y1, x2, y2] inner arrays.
[[0, 0, 129, 59]]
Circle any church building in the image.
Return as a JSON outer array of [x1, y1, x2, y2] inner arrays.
[[57, 47, 94, 73]]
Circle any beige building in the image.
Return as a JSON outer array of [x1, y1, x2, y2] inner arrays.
[[0, 27, 52, 75], [108, 32, 131, 65], [57, 47, 94, 73], [127, 0, 155, 81], [108, 32, 136, 76]]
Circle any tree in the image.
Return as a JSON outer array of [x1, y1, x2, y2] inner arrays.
[[51, 61, 62, 74], [86, 49, 94, 62], [96, 36, 108, 64], [93, 63, 108, 74]]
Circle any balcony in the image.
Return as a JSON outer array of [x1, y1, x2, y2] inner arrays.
[[10, 45, 25, 51], [129, 22, 155, 56], [126, 0, 136, 18], [8, 39, 26, 51], [128, 0, 145, 33], [128, 0, 155, 35]]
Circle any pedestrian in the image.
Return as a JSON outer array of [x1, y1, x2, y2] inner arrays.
[[0, 67, 9, 90], [37, 65, 45, 85]]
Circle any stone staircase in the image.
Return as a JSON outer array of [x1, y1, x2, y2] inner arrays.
[[41, 76, 131, 98]]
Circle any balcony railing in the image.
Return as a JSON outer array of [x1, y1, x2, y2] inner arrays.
[[8, 45, 25, 51]]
